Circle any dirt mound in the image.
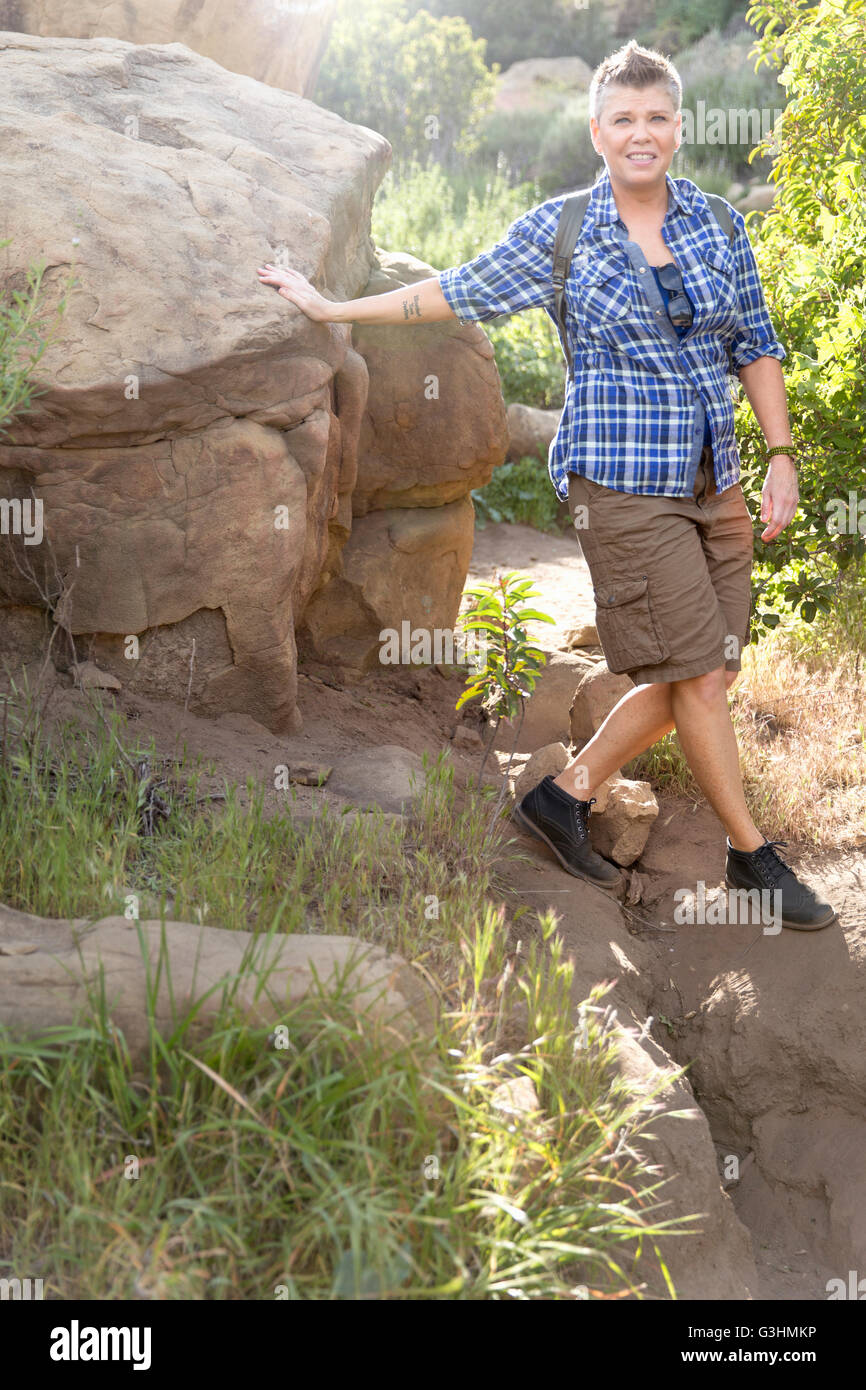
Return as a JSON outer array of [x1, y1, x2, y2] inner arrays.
[[636, 794, 866, 1298]]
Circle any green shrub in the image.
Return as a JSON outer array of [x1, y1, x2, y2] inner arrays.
[[486, 313, 565, 411], [371, 157, 538, 269], [474, 95, 599, 197], [402, 0, 616, 70], [737, 0, 866, 637], [313, 0, 496, 168], [471, 456, 566, 533], [671, 25, 784, 185], [645, 0, 743, 52]]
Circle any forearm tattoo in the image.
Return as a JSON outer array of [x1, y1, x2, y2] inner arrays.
[[402, 293, 423, 320]]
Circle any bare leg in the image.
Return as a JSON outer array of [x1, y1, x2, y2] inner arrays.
[[553, 682, 676, 799], [552, 667, 762, 850], [668, 666, 763, 850]]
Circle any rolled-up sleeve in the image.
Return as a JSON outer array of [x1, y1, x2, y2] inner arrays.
[[437, 204, 556, 325], [727, 205, 786, 370]]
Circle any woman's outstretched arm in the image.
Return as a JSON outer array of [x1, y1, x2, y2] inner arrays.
[[256, 262, 457, 324]]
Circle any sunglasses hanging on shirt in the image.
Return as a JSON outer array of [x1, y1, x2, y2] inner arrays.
[[655, 262, 694, 330]]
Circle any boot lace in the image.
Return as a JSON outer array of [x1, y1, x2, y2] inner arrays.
[[573, 796, 597, 843], [750, 839, 791, 889]]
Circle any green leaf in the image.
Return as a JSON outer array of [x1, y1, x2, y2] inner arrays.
[[511, 608, 556, 623], [455, 687, 481, 711], [459, 618, 505, 635]]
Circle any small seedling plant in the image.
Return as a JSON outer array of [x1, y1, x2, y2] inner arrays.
[[456, 570, 555, 835]]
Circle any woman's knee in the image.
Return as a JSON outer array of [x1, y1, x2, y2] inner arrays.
[[671, 665, 728, 703]]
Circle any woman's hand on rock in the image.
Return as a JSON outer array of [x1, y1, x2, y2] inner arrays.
[[256, 263, 338, 321]]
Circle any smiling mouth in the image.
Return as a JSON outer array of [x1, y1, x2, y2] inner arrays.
[[626, 152, 657, 162]]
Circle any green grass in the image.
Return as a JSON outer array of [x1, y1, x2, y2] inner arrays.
[[623, 730, 696, 797], [371, 157, 538, 275], [0, 675, 497, 966], [0, 677, 695, 1300], [0, 964, 687, 1300]]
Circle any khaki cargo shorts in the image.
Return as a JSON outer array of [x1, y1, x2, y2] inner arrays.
[[567, 446, 755, 685]]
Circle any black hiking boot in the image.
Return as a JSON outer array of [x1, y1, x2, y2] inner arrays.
[[512, 775, 622, 890], [725, 837, 837, 931]]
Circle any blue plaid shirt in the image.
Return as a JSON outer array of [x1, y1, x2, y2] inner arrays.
[[437, 169, 786, 498]]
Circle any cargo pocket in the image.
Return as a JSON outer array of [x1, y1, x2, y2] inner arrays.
[[593, 573, 670, 674]]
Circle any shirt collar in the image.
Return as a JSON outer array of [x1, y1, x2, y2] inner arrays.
[[587, 167, 695, 228]]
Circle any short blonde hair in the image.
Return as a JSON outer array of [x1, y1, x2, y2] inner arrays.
[[589, 39, 682, 123]]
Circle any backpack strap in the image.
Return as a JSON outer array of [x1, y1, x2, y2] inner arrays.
[[552, 188, 592, 378], [704, 194, 737, 375], [552, 186, 737, 377], [704, 193, 736, 248]]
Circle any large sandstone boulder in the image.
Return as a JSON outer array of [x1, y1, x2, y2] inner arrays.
[[0, 33, 385, 730], [649, 867, 866, 1293], [507, 838, 760, 1298], [0, 900, 434, 1062], [0, 0, 337, 97], [611, 1023, 758, 1300], [569, 660, 634, 746], [298, 497, 477, 674], [505, 402, 561, 464], [0, 33, 506, 727], [295, 248, 508, 671], [350, 251, 507, 516]]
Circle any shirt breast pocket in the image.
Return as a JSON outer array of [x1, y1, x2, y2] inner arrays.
[[696, 244, 739, 323], [567, 255, 634, 336]]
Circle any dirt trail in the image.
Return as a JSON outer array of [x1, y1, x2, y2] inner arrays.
[[631, 793, 866, 1298], [471, 518, 866, 1300], [467, 516, 596, 632]]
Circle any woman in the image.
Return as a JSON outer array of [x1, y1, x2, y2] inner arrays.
[[256, 40, 836, 932]]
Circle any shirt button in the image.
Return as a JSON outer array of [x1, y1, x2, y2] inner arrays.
[[655, 309, 662, 315], [638, 266, 646, 273]]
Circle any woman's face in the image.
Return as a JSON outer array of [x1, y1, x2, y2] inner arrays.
[[590, 82, 681, 191]]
